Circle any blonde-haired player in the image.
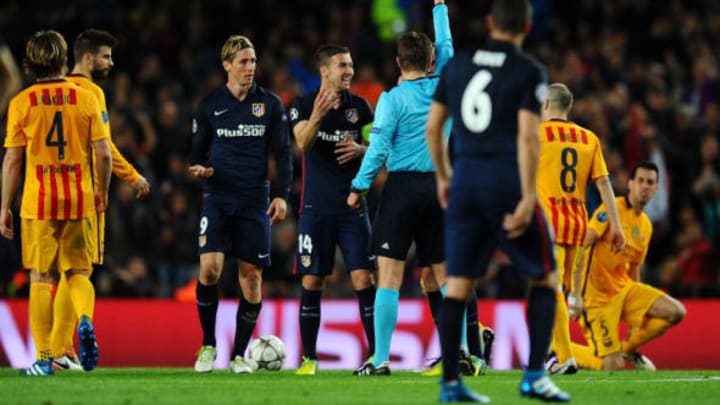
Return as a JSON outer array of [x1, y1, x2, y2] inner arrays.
[[536, 83, 625, 374], [1, 30, 111, 376], [50, 28, 150, 371]]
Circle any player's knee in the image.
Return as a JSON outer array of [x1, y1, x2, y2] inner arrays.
[[242, 268, 262, 286], [420, 268, 439, 292], [199, 265, 221, 285], [30, 271, 53, 284], [301, 275, 324, 290], [350, 270, 373, 290], [669, 300, 687, 324], [601, 355, 625, 371]]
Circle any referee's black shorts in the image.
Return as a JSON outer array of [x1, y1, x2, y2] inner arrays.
[[372, 171, 444, 265]]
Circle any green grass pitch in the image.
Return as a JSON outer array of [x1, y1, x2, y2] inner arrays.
[[1, 368, 719, 404]]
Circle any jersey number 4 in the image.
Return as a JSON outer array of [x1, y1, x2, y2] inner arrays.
[[45, 111, 67, 160], [461, 70, 493, 133]]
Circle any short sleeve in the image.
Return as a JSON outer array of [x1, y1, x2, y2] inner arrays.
[[587, 204, 610, 239], [288, 96, 310, 130], [519, 63, 548, 115], [4, 96, 26, 147]]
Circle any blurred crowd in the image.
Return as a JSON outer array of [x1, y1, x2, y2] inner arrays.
[[1, 0, 719, 299]]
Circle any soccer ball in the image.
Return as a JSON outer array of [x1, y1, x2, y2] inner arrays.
[[249, 335, 286, 371]]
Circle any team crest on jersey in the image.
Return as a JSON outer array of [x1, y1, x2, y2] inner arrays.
[[597, 211, 608, 223], [345, 108, 358, 124], [289, 107, 299, 121], [632, 226, 640, 239], [252, 103, 265, 117], [101, 111, 109, 124], [301, 255, 312, 268], [603, 338, 612, 348], [199, 235, 207, 248]]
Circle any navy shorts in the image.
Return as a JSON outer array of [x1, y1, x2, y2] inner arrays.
[[199, 194, 271, 267], [445, 187, 555, 279], [295, 206, 374, 276], [372, 172, 444, 264]]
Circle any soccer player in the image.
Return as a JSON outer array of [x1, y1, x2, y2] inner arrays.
[[427, 0, 570, 401], [537, 83, 625, 375], [348, 0, 462, 376], [290, 44, 375, 376], [189, 35, 292, 374], [1, 30, 111, 376], [50, 28, 151, 371], [568, 161, 686, 371]]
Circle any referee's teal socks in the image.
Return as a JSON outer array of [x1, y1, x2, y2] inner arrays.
[[372, 288, 399, 367]]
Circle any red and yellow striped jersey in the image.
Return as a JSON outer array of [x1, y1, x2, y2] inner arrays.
[[5, 79, 110, 220], [66, 74, 140, 186], [537, 119, 608, 245], [582, 197, 653, 305]]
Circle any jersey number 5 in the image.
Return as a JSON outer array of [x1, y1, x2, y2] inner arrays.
[[461, 70, 493, 133], [45, 111, 67, 160]]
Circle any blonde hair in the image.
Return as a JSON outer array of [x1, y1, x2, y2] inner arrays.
[[221, 35, 254, 62], [24, 30, 68, 78]]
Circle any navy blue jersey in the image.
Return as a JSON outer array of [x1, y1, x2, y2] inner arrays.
[[189, 83, 292, 204], [289, 90, 373, 214], [434, 39, 548, 190]]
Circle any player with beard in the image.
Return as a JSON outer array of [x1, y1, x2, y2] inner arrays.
[[51, 29, 150, 371]]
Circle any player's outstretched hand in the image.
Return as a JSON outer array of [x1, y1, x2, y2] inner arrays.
[[133, 176, 151, 199], [609, 224, 626, 254], [267, 197, 288, 225], [347, 191, 361, 209], [188, 164, 214, 178], [335, 131, 365, 164], [0, 208, 14, 240], [503, 198, 534, 239]]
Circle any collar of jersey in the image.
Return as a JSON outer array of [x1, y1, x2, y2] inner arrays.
[[222, 82, 258, 100]]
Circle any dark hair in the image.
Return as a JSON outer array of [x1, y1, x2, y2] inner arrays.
[[397, 32, 432, 72], [630, 161, 659, 180], [491, 0, 532, 34], [315, 44, 350, 67], [74, 29, 118, 61], [23, 30, 67, 78]]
